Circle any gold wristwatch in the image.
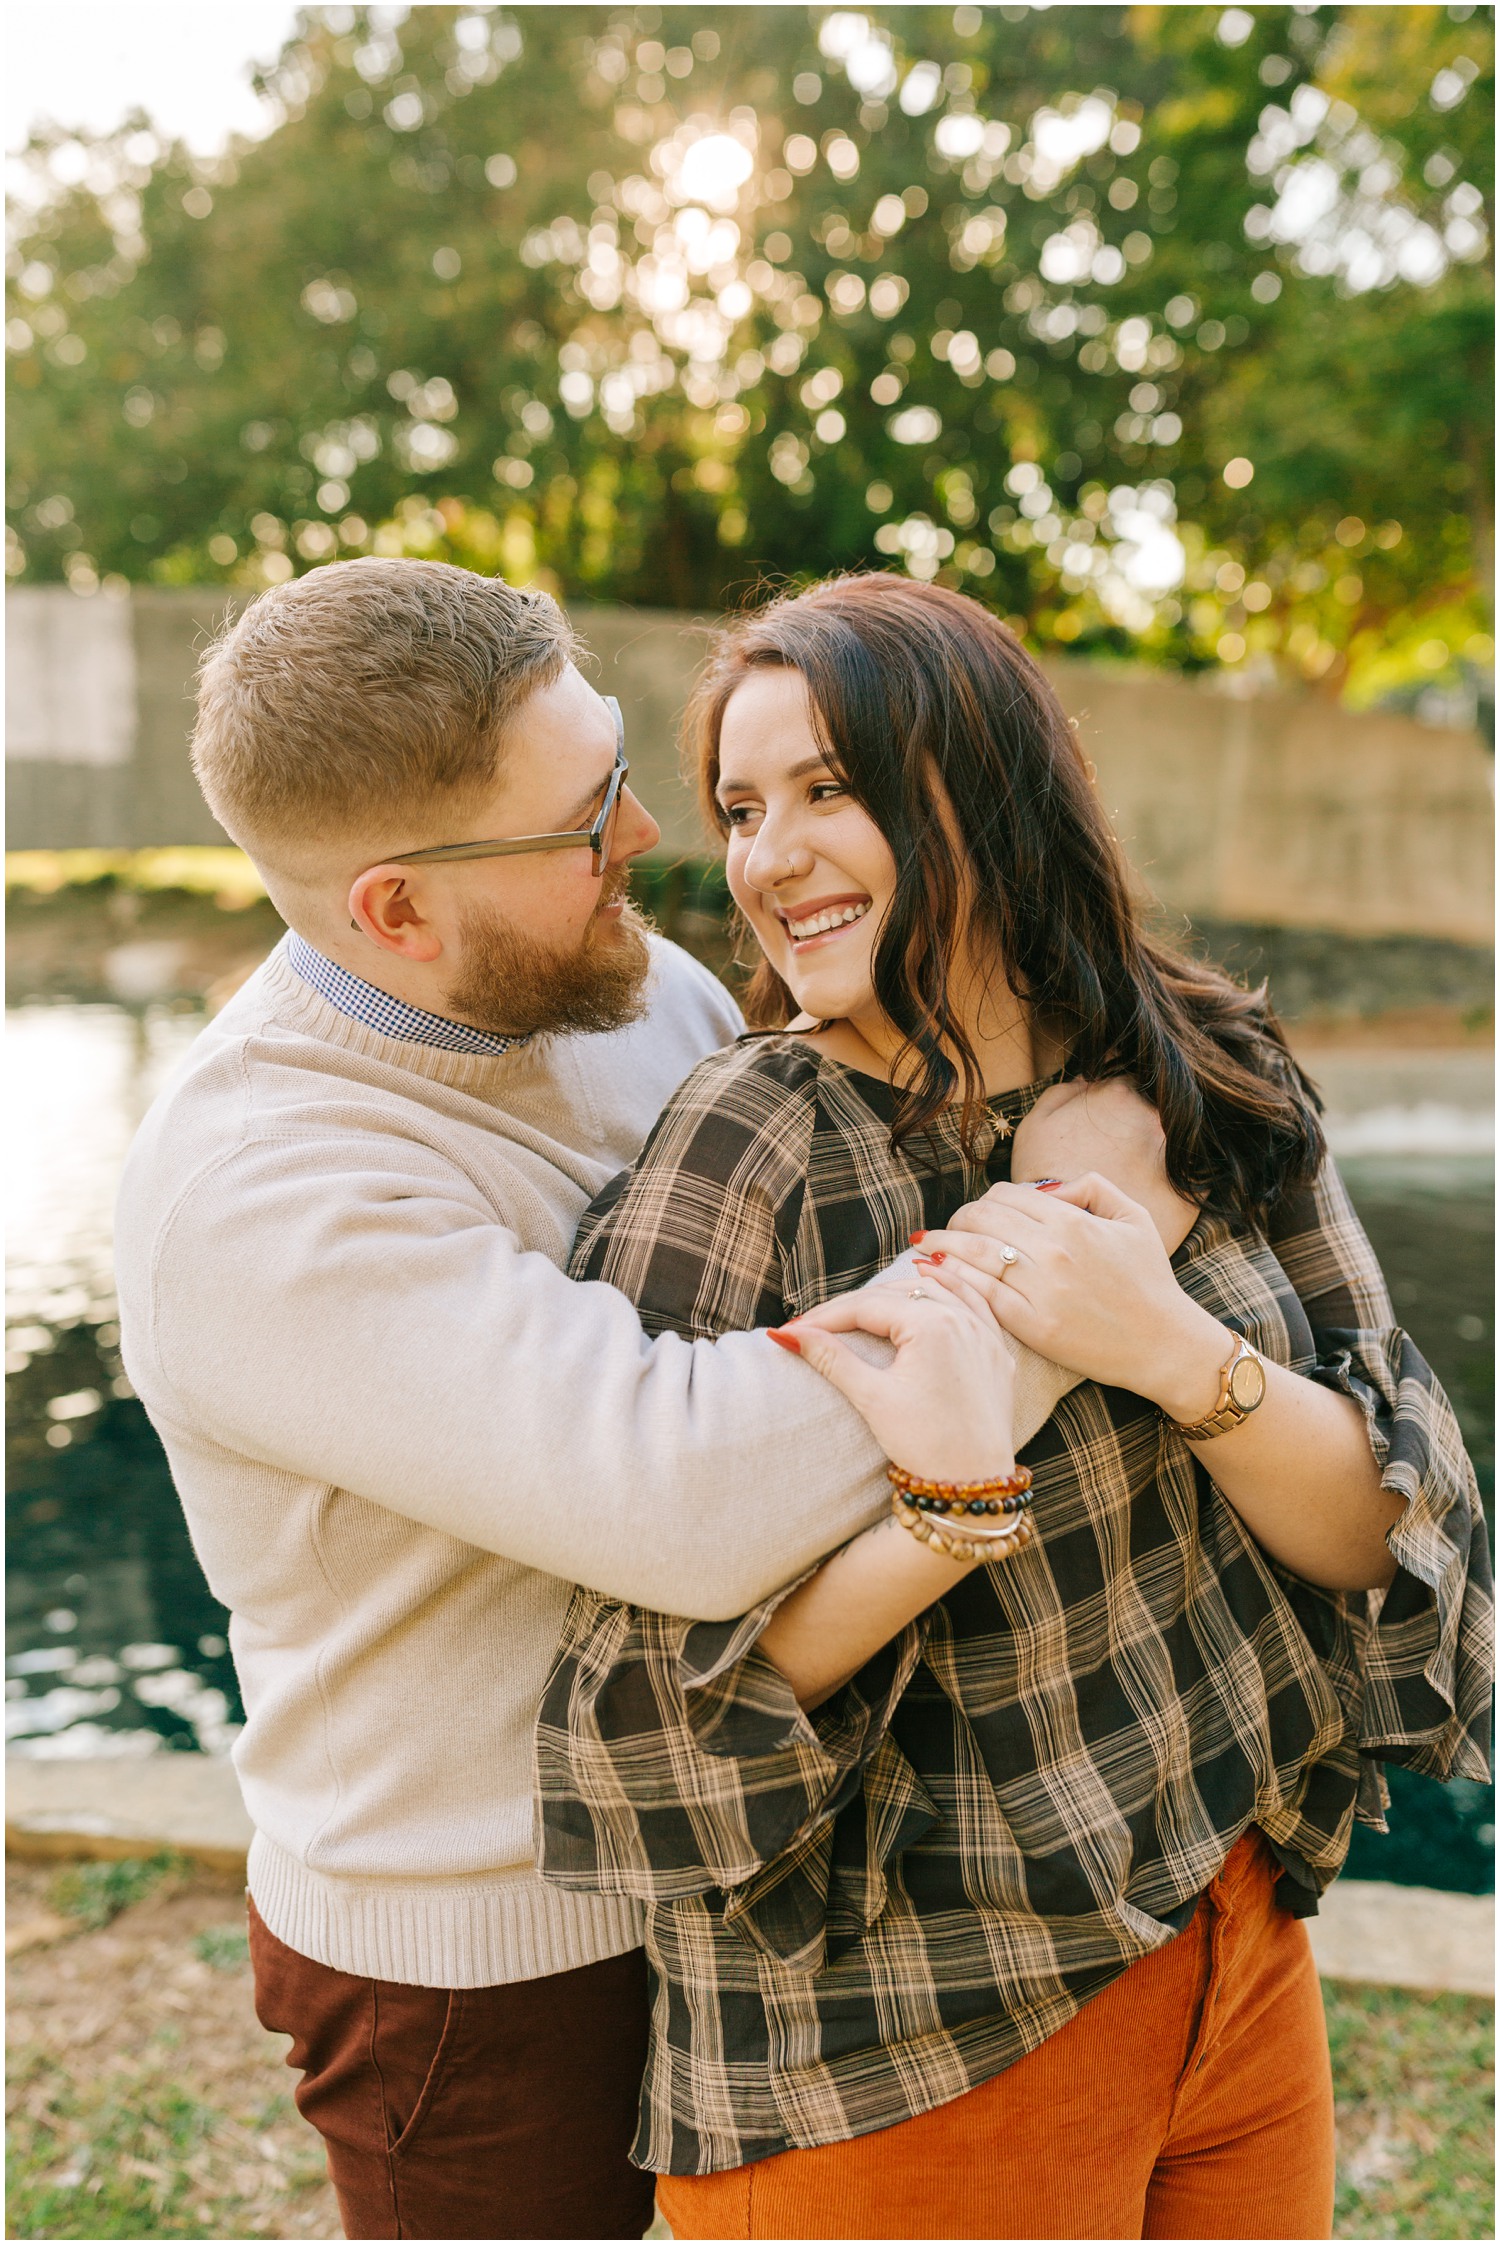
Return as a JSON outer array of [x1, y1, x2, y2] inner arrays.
[[1165, 1332, 1266, 1442]]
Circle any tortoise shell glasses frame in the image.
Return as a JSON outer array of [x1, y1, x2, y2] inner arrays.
[[385, 696, 628, 877]]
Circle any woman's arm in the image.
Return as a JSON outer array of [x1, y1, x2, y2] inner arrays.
[[756, 1275, 1018, 1705], [568, 1043, 809, 1338], [759, 1085, 1211, 1706], [534, 1268, 1018, 1910], [757, 1519, 975, 1708], [1011, 1077, 1199, 1250], [903, 1172, 1403, 1592]]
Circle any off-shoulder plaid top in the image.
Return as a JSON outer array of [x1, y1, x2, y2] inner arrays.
[[537, 1033, 1492, 2176]]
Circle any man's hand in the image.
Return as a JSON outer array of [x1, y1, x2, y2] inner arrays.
[[1011, 1079, 1200, 1255]]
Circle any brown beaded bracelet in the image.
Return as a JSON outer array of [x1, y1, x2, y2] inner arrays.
[[888, 1462, 1033, 1522], [892, 1494, 1037, 1563], [888, 1465, 1033, 1497]]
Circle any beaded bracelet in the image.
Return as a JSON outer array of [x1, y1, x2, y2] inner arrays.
[[888, 1463, 1033, 1518], [892, 1494, 1036, 1563], [888, 1464, 1036, 1563]]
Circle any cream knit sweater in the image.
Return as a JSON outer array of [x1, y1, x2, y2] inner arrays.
[[116, 935, 1073, 1988]]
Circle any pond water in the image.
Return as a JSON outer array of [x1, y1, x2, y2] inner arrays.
[[6, 997, 1494, 1891]]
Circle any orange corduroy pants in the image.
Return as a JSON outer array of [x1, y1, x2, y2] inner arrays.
[[655, 1829, 1335, 2242]]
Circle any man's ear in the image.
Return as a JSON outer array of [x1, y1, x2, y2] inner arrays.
[[348, 866, 444, 962]]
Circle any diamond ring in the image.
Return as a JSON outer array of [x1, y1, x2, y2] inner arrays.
[[908, 1286, 932, 1301]]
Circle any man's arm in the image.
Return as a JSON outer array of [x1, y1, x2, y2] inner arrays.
[[135, 1085, 1178, 1623], [138, 1127, 893, 1619]]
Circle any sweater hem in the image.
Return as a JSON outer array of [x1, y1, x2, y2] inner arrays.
[[247, 1831, 644, 1989]]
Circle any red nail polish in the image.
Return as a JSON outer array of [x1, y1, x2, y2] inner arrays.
[[1036, 1180, 1063, 1192], [915, 1251, 946, 1266], [767, 1328, 803, 1355], [909, 1230, 926, 1244]]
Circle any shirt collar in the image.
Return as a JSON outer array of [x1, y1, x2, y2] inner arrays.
[[285, 932, 531, 1059]]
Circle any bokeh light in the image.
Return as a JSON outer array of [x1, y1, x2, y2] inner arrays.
[[4, 2, 1491, 708]]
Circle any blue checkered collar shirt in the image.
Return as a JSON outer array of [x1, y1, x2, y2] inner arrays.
[[285, 932, 531, 1059]]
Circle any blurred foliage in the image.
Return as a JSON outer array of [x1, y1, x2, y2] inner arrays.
[[191, 1923, 252, 1972], [3, 848, 270, 904], [49, 1853, 186, 1932], [1322, 1980, 1495, 2240], [5, 3, 1492, 702]]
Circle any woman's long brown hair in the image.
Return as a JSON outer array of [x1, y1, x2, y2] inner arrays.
[[683, 573, 1324, 1225]]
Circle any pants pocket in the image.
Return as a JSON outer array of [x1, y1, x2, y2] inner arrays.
[[371, 1982, 459, 2153]]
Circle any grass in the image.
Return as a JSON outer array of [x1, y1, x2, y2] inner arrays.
[[8, 2060, 230, 2241], [5, 1858, 1492, 2240], [49, 1852, 187, 1932], [194, 1923, 253, 1973], [4, 848, 271, 906], [1324, 1979, 1495, 2241], [7, 2059, 332, 2241], [6, 1858, 339, 2241]]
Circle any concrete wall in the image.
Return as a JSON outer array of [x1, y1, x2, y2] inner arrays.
[[6, 585, 1493, 944], [1062, 662, 1493, 946]]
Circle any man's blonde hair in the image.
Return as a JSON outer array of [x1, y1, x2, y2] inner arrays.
[[192, 559, 576, 859]]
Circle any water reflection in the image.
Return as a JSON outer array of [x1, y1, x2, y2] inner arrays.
[[7, 1003, 241, 1757], [5, 998, 1493, 1888]]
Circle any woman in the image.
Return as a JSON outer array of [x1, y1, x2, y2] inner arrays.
[[536, 576, 1490, 2240]]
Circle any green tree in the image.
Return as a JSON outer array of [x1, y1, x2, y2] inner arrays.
[[6, 4, 1492, 700]]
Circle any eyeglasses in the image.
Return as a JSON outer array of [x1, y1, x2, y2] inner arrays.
[[387, 697, 628, 878]]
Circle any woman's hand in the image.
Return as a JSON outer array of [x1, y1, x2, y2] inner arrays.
[[912, 1175, 1404, 1593], [763, 1281, 1022, 1706], [1012, 1078, 1200, 1255], [770, 1274, 1016, 1486], [911, 1172, 1231, 1416]]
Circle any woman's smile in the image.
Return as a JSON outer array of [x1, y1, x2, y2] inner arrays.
[[713, 667, 897, 1033], [776, 893, 873, 951]]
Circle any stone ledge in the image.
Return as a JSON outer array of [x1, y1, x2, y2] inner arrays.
[[6, 1760, 1493, 1996], [1306, 1878, 1493, 1998], [6, 1752, 252, 1875]]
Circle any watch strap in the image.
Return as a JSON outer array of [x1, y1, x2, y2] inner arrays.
[[1165, 1334, 1263, 1442]]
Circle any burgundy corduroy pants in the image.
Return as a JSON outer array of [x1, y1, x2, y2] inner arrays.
[[248, 1898, 656, 2240]]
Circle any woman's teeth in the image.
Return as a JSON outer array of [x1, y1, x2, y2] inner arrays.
[[786, 901, 871, 942]]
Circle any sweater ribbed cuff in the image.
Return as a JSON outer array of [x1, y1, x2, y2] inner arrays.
[[248, 1831, 644, 1989]]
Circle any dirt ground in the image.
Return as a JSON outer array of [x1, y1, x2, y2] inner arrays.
[[6, 1855, 340, 2240]]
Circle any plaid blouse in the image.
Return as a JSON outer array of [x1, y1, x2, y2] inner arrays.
[[537, 1034, 1492, 2175]]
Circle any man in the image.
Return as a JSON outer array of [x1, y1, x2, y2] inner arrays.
[[115, 560, 1159, 2240]]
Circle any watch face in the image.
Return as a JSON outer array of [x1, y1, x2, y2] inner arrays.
[[1229, 1352, 1266, 1411]]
